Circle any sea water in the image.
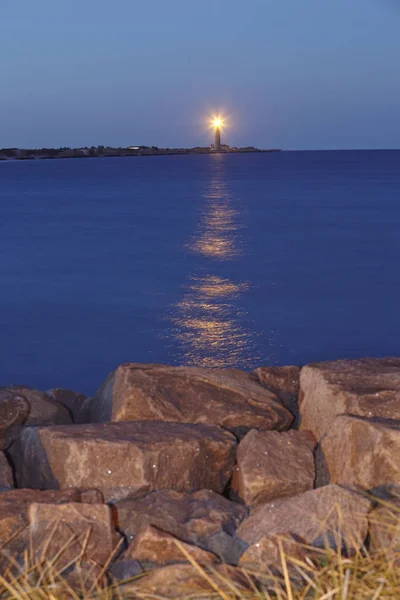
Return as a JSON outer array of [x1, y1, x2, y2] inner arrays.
[[1, 150, 399, 394]]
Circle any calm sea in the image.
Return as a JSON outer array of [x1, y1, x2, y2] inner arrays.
[[1, 150, 399, 394]]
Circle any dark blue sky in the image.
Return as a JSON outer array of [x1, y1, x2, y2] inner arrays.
[[1, 0, 399, 150]]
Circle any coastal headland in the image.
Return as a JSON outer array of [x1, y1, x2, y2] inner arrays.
[[1, 357, 400, 594], [0, 145, 281, 161]]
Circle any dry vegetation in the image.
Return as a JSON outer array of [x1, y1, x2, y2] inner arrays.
[[1, 500, 400, 600]]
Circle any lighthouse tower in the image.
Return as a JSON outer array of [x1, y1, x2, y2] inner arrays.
[[214, 125, 221, 151]]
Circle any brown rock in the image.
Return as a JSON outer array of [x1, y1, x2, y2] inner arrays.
[[239, 533, 306, 571], [0, 488, 82, 504], [299, 358, 400, 441], [0, 395, 30, 449], [47, 388, 91, 424], [113, 489, 247, 562], [79, 488, 104, 504], [0, 452, 13, 490], [11, 421, 237, 502], [0, 386, 72, 427], [0, 488, 84, 559], [125, 524, 217, 567], [320, 414, 400, 489], [29, 502, 121, 570], [109, 558, 143, 581], [254, 365, 301, 426], [0, 502, 28, 560], [63, 560, 108, 592], [124, 563, 253, 599], [368, 499, 400, 559], [90, 363, 293, 436], [231, 429, 315, 506], [237, 484, 371, 552]]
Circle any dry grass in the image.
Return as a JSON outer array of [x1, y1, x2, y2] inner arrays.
[[1, 500, 400, 599]]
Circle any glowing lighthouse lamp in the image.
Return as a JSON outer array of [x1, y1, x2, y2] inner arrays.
[[211, 116, 225, 151]]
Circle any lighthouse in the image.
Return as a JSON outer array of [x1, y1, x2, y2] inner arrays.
[[212, 117, 223, 151], [214, 124, 221, 151]]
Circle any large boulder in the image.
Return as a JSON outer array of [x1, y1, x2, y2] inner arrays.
[[47, 388, 91, 424], [0, 386, 72, 427], [10, 421, 237, 502], [89, 364, 293, 435], [319, 414, 400, 489], [113, 489, 247, 563], [236, 484, 371, 553], [231, 429, 315, 506], [254, 365, 301, 427], [0, 395, 30, 449], [124, 525, 217, 568], [299, 358, 400, 441], [29, 502, 120, 570]]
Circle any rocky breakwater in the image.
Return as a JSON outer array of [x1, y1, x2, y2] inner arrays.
[[1, 359, 400, 595]]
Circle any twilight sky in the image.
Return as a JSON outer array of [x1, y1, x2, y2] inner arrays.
[[1, 0, 399, 150]]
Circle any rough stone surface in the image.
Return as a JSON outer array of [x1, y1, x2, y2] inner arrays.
[[124, 564, 253, 599], [125, 524, 217, 567], [368, 499, 400, 558], [0, 395, 30, 450], [0, 488, 82, 504], [231, 429, 315, 506], [0, 386, 72, 427], [47, 388, 90, 424], [113, 489, 247, 562], [239, 533, 306, 571], [108, 559, 143, 581], [299, 358, 400, 441], [90, 363, 293, 436], [80, 488, 104, 504], [0, 501, 28, 559], [0, 489, 85, 559], [63, 561, 108, 591], [0, 452, 13, 490], [237, 484, 371, 552], [11, 421, 237, 502], [320, 414, 400, 489], [29, 502, 121, 569], [254, 365, 301, 426]]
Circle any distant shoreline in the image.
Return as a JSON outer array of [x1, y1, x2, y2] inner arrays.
[[0, 146, 282, 161]]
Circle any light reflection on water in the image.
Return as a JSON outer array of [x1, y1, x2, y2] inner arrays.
[[167, 155, 261, 368], [189, 177, 244, 260]]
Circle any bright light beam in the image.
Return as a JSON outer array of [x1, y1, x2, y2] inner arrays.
[[209, 115, 226, 130]]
